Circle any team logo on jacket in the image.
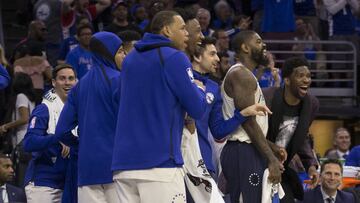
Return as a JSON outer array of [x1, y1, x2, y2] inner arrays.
[[186, 68, 194, 82], [30, 117, 36, 129], [206, 92, 214, 104]]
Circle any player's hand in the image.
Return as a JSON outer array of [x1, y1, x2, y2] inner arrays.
[[307, 165, 319, 189], [274, 147, 287, 164], [184, 114, 196, 134], [240, 104, 272, 117], [268, 160, 283, 184], [60, 142, 70, 158]]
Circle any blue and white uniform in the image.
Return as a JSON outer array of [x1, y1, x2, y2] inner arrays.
[[0, 64, 10, 89]]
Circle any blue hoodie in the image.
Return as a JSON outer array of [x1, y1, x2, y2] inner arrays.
[[55, 32, 122, 186], [0, 64, 10, 89], [111, 33, 210, 171], [193, 71, 247, 173]]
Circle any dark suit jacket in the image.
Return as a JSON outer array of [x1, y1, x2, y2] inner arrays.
[[6, 184, 27, 203], [297, 186, 356, 203], [324, 149, 342, 160]]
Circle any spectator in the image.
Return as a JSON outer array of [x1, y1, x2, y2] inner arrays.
[[0, 73, 36, 148], [213, 29, 235, 65], [61, 0, 111, 39], [0, 65, 9, 90], [196, 8, 214, 37], [226, 15, 252, 39], [212, 0, 233, 30], [293, 0, 319, 36], [58, 16, 91, 64], [0, 154, 26, 203], [254, 51, 282, 88], [130, 4, 149, 31], [298, 159, 356, 203], [65, 24, 94, 79], [11, 20, 48, 63], [325, 127, 351, 160], [211, 51, 230, 82], [104, 1, 143, 34], [23, 64, 77, 203], [33, 0, 63, 67]]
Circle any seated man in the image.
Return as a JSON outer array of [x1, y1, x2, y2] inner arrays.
[[298, 159, 355, 203], [0, 153, 27, 203], [325, 128, 351, 160]]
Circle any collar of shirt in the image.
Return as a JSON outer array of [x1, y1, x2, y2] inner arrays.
[[336, 149, 349, 158], [321, 186, 337, 202]]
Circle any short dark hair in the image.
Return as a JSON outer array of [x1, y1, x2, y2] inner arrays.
[[173, 7, 196, 23], [76, 23, 93, 36], [117, 30, 141, 42], [0, 153, 11, 160], [218, 51, 229, 58], [231, 30, 257, 55], [150, 10, 179, 34], [321, 159, 343, 174], [53, 64, 76, 79], [282, 57, 310, 78], [194, 37, 217, 59]]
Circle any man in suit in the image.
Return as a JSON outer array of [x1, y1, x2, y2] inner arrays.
[[298, 159, 355, 203], [0, 153, 27, 203], [325, 128, 351, 160]]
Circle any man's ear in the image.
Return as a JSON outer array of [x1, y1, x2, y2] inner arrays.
[[241, 43, 249, 54], [193, 55, 201, 63], [284, 78, 290, 86], [161, 25, 171, 38]]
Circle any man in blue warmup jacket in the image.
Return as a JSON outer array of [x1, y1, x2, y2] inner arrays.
[[55, 32, 125, 203], [111, 10, 210, 202], [23, 64, 77, 203]]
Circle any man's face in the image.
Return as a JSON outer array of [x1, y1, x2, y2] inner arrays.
[[34, 22, 48, 41], [115, 46, 126, 70], [296, 19, 307, 35], [199, 44, 220, 73], [0, 158, 14, 183], [286, 66, 312, 99], [52, 68, 77, 100], [78, 28, 92, 47], [185, 19, 204, 55], [135, 7, 147, 21], [216, 31, 229, 51], [196, 10, 210, 31], [113, 5, 128, 21], [248, 33, 268, 66], [334, 130, 351, 152], [219, 55, 230, 74], [321, 163, 342, 193], [166, 15, 189, 51], [76, 0, 89, 12]]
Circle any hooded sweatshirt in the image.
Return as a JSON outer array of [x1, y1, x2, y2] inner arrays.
[[111, 33, 210, 171], [55, 32, 122, 186]]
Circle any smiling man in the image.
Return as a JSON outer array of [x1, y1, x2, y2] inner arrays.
[[298, 159, 355, 203], [263, 57, 320, 202], [23, 64, 77, 203]]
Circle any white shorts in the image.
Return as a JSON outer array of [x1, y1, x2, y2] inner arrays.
[[25, 182, 62, 203], [113, 167, 186, 203], [78, 182, 117, 203]]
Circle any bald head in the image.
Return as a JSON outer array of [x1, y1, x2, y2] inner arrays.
[[28, 20, 47, 41]]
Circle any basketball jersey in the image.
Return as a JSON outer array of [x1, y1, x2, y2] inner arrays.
[[221, 63, 268, 143]]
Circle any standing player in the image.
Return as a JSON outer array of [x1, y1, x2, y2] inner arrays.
[[220, 30, 284, 203]]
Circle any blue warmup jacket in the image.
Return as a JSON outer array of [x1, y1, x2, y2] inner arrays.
[[23, 104, 67, 189], [193, 71, 247, 173], [0, 64, 10, 89], [111, 33, 210, 171], [345, 145, 360, 167], [55, 32, 122, 186]]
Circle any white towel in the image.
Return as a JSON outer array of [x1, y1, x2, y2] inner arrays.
[[181, 128, 225, 203], [261, 169, 285, 203]]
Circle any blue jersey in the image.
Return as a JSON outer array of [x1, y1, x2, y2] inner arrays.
[[345, 145, 360, 167], [65, 45, 93, 79], [330, 5, 356, 36]]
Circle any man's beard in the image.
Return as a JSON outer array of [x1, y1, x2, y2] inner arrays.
[[252, 48, 269, 66]]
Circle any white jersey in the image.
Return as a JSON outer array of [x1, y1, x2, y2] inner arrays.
[[220, 63, 268, 143]]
